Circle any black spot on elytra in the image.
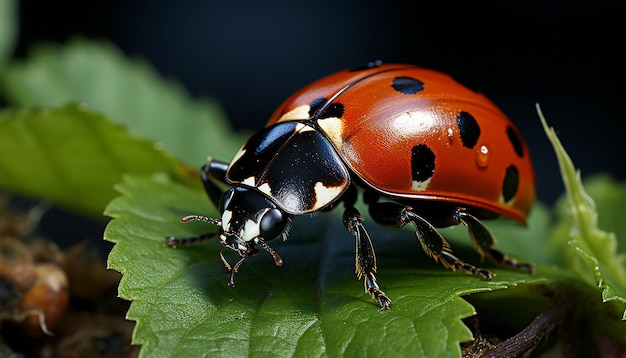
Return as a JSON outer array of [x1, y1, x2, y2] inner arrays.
[[502, 165, 519, 202], [309, 97, 327, 118], [456, 111, 481, 149], [506, 126, 524, 158], [349, 60, 383, 71], [391, 76, 424, 95], [411, 144, 436, 182], [319, 103, 345, 119], [309, 97, 345, 120]]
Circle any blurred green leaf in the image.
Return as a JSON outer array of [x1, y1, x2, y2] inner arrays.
[[1, 38, 247, 165], [0, 104, 189, 216], [538, 105, 626, 319], [0, 0, 17, 69], [571, 175, 626, 256], [104, 174, 546, 357]]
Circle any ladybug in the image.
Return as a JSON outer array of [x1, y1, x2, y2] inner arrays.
[[166, 61, 535, 310]]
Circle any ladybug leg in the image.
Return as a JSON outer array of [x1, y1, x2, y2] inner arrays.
[[342, 206, 391, 310], [200, 159, 230, 207], [368, 202, 493, 279], [454, 210, 535, 273]]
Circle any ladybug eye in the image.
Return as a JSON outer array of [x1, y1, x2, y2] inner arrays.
[[259, 208, 286, 240]]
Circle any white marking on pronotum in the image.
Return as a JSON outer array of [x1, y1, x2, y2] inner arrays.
[[317, 117, 344, 148], [411, 177, 432, 191], [242, 218, 262, 242], [242, 176, 256, 187], [222, 210, 233, 231], [277, 105, 311, 122], [258, 182, 272, 196], [312, 181, 344, 210], [295, 122, 316, 132]]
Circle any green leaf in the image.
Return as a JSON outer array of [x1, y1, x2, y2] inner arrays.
[[0, 104, 189, 216], [538, 104, 626, 319], [571, 175, 626, 256], [1, 38, 246, 165], [0, 0, 17, 69], [104, 174, 545, 357]]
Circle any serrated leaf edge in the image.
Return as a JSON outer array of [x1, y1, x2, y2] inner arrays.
[[537, 103, 626, 319]]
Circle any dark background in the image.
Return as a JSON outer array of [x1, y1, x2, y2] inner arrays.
[[13, 1, 625, 242]]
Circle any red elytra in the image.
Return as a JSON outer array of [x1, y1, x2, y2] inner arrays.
[[267, 63, 535, 224]]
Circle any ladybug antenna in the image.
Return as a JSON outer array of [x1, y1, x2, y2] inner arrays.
[[180, 214, 221, 225], [258, 239, 283, 267], [163, 215, 221, 247]]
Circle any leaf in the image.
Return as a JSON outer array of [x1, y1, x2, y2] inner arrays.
[[572, 175, 626, 255], [1, 38, 246, 165], [104, 174, 546, 357], [0, 104, 189, 216], [538, 104, 626, 319], [0, 0, 16, 69]]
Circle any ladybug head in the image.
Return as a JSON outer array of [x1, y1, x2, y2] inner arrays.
[[218, 186, 290, 272]]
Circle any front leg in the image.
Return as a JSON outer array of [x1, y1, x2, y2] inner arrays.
[[369, 202, 493, 279], [343, 206, 391, 310], [200, 158, 230, 207]]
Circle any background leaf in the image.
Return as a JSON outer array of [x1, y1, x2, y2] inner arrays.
[[570, 175, 626, 255], [1, 38, 247, 165], [0, 0, 17, 69], [0, 104, 189, 216], [105, 174, 546, 357]]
